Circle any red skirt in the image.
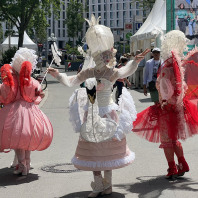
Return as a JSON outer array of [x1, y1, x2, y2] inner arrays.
[[132, 99, 198, 143]]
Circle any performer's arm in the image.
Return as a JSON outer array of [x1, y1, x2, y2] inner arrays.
[[116, 49, 150, 79], [48, 68, 93, 87]]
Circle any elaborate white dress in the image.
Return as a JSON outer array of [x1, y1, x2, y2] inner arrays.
[[56, 60, 138, 171]]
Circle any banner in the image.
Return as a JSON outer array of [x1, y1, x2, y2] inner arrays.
[[175, 0, 198, 46]]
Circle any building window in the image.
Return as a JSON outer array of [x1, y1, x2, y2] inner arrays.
[[92, 5, 95, 12], [110, 4, 113, 11], [136, 2, 139, 9], [92, 0, 95, 4], [130, 11, 133, 18], [117, 4, 119, 10], [63, 4, 65, 10], [110, 20, 114, 27], [110, 12, 113, 19], [58, 29, 60, 37], [104, 12, 107, 19], [48, 29, 51, 37], [136, 10, 139, 15], [123, 11, 126, 18], [117, 20, 119, 27], [123, 3, 126, 10], [63, 30, 65, 37], [98, 5, 101, 11], [117, 12, 119, 18], [48, 19, 51, 25], [98, 0, 101, 3], [104, 4, 106, 11], [58, 20, 60, 28], [63, 12, 65, 19]]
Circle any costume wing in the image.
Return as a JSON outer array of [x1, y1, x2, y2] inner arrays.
[[182, 49, 198, 106]]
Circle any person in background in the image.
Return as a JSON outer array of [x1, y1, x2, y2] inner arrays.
[[187, 7, 196, 39], [37, 56, 43, 72], [115, 56, 131, 104], [134, 50, 146, 89], [176, 3, 188, 34], [143, 48, 161, 104]]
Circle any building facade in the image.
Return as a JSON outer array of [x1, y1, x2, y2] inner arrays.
[[1, 0, 147, 50]]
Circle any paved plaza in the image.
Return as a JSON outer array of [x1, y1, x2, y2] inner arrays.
[[0, 68, 198, 198]]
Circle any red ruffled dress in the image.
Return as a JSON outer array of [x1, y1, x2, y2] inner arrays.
[[133, 50, 198, 147]]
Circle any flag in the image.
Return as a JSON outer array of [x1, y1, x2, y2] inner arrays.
[[68, 62, 71, 68], [186, 0, 191, 5]]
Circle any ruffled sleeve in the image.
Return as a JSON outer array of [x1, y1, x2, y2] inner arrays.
[[56, 68, 94, 87], [115, 60, 138, 79]]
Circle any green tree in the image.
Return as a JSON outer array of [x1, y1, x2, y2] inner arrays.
[[0, 0, 61, 48], [0, 23, 3, 43], [133, 0, 156, 10], [65, 0, 85, 48]]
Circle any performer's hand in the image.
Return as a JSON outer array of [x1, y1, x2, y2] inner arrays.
[[161, 100, 168, 110], [134, 49, 150, 63], [48, 67, 59, 78]]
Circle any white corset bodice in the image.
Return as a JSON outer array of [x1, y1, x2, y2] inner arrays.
[[96, 78, 114, 107]]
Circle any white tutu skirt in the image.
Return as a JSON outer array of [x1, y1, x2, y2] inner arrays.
[[69, 87, 137, 171]]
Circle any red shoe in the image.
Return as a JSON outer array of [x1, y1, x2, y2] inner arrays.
[[177, 156, 189, 176], [166, 161, 178, 179]]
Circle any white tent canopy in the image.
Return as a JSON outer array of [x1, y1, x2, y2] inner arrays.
[[1, 32, 37, 52], [130, 0, 166, 55]]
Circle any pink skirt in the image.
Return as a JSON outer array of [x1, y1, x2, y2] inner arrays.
[[72, 138, 135, 171], [0, 100, 53, 152]]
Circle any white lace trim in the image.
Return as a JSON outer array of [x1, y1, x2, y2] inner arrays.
[[71, 151, 135, 169]]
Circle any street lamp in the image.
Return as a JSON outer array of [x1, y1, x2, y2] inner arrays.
[[47, 33, 57, 64]]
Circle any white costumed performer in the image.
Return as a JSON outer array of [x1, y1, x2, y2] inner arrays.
[[48, 15, 149, 197]]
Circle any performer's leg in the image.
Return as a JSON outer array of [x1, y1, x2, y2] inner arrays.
[[25, 150, 31, 174], [174, 141, 189, 176], [163, 147, 178, 179], [101, 170, 112, 195], [14, 149, 27, 175], [11, 150, 18, 168], [88, 171, 104, 198]]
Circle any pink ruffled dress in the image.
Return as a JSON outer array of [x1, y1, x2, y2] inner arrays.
[[0, 74, 53, 152]]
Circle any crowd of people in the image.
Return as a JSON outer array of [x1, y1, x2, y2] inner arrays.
[[0, 14, 198, 198], [176, 3, 198, 39]]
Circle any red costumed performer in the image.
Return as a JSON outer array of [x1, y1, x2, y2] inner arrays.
[[133, 30, 198, 179]]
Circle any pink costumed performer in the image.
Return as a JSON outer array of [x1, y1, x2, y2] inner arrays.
[[0, 48, 53, 176]]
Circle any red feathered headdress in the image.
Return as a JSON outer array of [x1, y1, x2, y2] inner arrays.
[[0, 64, 14, 87]]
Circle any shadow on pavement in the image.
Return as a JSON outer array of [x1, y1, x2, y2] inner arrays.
[[139, 98, 152, 103], [0, 167, 39, 187], [59, 191, 125, 198], [115, 176, 198, 198]]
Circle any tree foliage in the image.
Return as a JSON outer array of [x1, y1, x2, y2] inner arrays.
[[65, 0, 85, 47], [2, 46, 17, 64], [0, 23, 3, 43], [133, 0, 156, 10], [0, 0, 61, 48]]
